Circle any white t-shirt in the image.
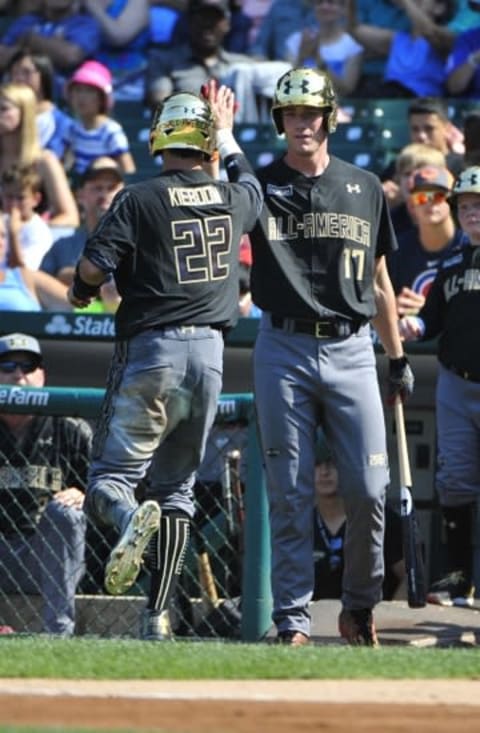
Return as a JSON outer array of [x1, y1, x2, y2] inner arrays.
[[6, 213, 54, 270], [285, 31, 363, 78]]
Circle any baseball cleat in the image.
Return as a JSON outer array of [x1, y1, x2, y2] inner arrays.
[[427, 571, 475, 608], [275, 630, 310, 646], [140, 608, 173, 641], [338, 608, 379, 647], [105, 500, 161, 595]]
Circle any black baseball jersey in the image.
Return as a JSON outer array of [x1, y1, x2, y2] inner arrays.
[[0, 416, 92, 535], [250, 156, 398, 321], [82, 160, 262, 339], [418, 243, 480, 375]]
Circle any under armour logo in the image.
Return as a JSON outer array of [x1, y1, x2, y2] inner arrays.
[[469, 172, 478, 186], [346, 183, 361, 194]]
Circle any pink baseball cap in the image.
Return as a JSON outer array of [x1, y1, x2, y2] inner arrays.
[[67, 60, 113, 109]]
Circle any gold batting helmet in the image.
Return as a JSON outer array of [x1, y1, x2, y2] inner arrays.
[[271, 68, 338, 135], [450, 167, 480, 199], [149, 92, 215, 158]]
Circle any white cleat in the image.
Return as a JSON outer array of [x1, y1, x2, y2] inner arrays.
[[104, 501, 161, 595]]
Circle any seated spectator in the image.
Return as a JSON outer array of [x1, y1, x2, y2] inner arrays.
[[5, 50, 73, 160], [248, 0, 314, 60], [83, 0, 151, 102], [0, 332, 90, 635], [172, 0, 253, 53], [63, 60, 136, 176], [40, 155, 123, 313], [347, 0, 457, 97], [1, 163, 53, 270], [312, 435, 405, 602], [445, 19, 480, 97], [0, 208, 71, 311], [147, 0, 290, 123], [285, 0, 364, 97], [386, 142, 447, 236], [0, 0, 102, 95], [387, 165, 468, 319], [0, 82, 79, 229]]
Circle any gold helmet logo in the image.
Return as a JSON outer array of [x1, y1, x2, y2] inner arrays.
[[451, 167, 480, 199], [149, 92, 215, 158], [272, 68, 338, 135]]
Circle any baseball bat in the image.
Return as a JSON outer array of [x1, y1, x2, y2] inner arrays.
[[394, 399, 427, 608], [197, 550, 220, 610]]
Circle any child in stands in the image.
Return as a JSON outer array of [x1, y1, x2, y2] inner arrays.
[[64, 60, 136, 176]]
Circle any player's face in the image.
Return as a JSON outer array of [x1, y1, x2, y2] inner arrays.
[[314, 460, 338, 499], [409, 113, 448, 153], [281, 105, 327, 155], [0, 350, 45, 388], [409, 188, 450, 225], [456, 193, 480, 244]]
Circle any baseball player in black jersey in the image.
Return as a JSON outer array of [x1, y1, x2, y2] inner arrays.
[[67, 85, 263, 640], [401, 166, 480, 608], [228, 67, 414, 646]]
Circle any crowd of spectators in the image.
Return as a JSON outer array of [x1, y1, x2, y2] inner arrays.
[[0, 0, 479, 635]]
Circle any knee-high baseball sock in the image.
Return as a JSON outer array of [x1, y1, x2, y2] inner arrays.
[[442, 504, 474, 588], [146, 512, 190, 612]]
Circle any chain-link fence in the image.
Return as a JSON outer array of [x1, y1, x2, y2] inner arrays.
[[0, 387, 271, 640]]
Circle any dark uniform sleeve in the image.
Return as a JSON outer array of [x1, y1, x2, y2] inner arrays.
[[224, 153, 263, 231], [82, 189, 139, 275], [417, 269, 447, 341]]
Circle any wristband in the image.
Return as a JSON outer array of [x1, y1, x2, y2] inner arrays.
[[216, 129, 242, 159], [389, 356, 409, 369], [72, 267, 101, 300]]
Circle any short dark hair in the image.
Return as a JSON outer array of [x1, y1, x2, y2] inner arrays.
[[407, 97, 449, 122]]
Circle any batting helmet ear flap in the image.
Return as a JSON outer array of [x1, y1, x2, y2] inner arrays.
[[271, 68, 338, 135]]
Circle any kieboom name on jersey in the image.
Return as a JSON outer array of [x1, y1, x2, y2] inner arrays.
[[267, 212, 371, 245]]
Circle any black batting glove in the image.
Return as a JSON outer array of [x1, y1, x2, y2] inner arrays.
[[386, 356, 414, 407]]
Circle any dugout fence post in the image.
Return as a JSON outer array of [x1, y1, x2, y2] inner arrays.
[[0, 386, 273, 639]]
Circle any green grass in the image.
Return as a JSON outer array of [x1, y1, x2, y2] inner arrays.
[[0, 636, 479, 680]]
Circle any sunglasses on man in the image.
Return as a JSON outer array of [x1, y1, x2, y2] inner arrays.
[[410, 190, 448, 206], [0, 360, 41, 375]]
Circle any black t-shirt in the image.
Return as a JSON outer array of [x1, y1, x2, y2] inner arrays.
[[0, 416, 92, 535], [250, 156, 398, 321], [313, 503, 404, 601], [82, 162, 262, 339], [419, 243, 480, 374]]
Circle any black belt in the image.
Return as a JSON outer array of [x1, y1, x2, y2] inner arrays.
[[446, 365, 480, 383], [270, 315, 361, 339]]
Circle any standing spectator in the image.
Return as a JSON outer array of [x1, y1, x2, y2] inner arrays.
[[171, 0, 254, 53], [385, 142, 447, 235], [0, 332, 90, 635], [6, 50, 73, 160], [285, 0, 364, 97], [64, 60, 136, 176], [312, 434, 405, 602], [381, 98, 465, 215], [347, 0, 457, 97], [40, 156, 124, 312], [0, 82, 79, 229], [1, 163, 53, 270], [146, 0, 290, 123], [400, 166, 480, 608], [67, 85, 263, 640], [388, 165, 467, 319], [229, 67, 413, 646], [83, 0, 150, 101], [0, 0, 102, 94]]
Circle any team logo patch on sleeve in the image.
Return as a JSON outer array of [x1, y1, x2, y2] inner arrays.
[[266, 184, 294, 197]]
